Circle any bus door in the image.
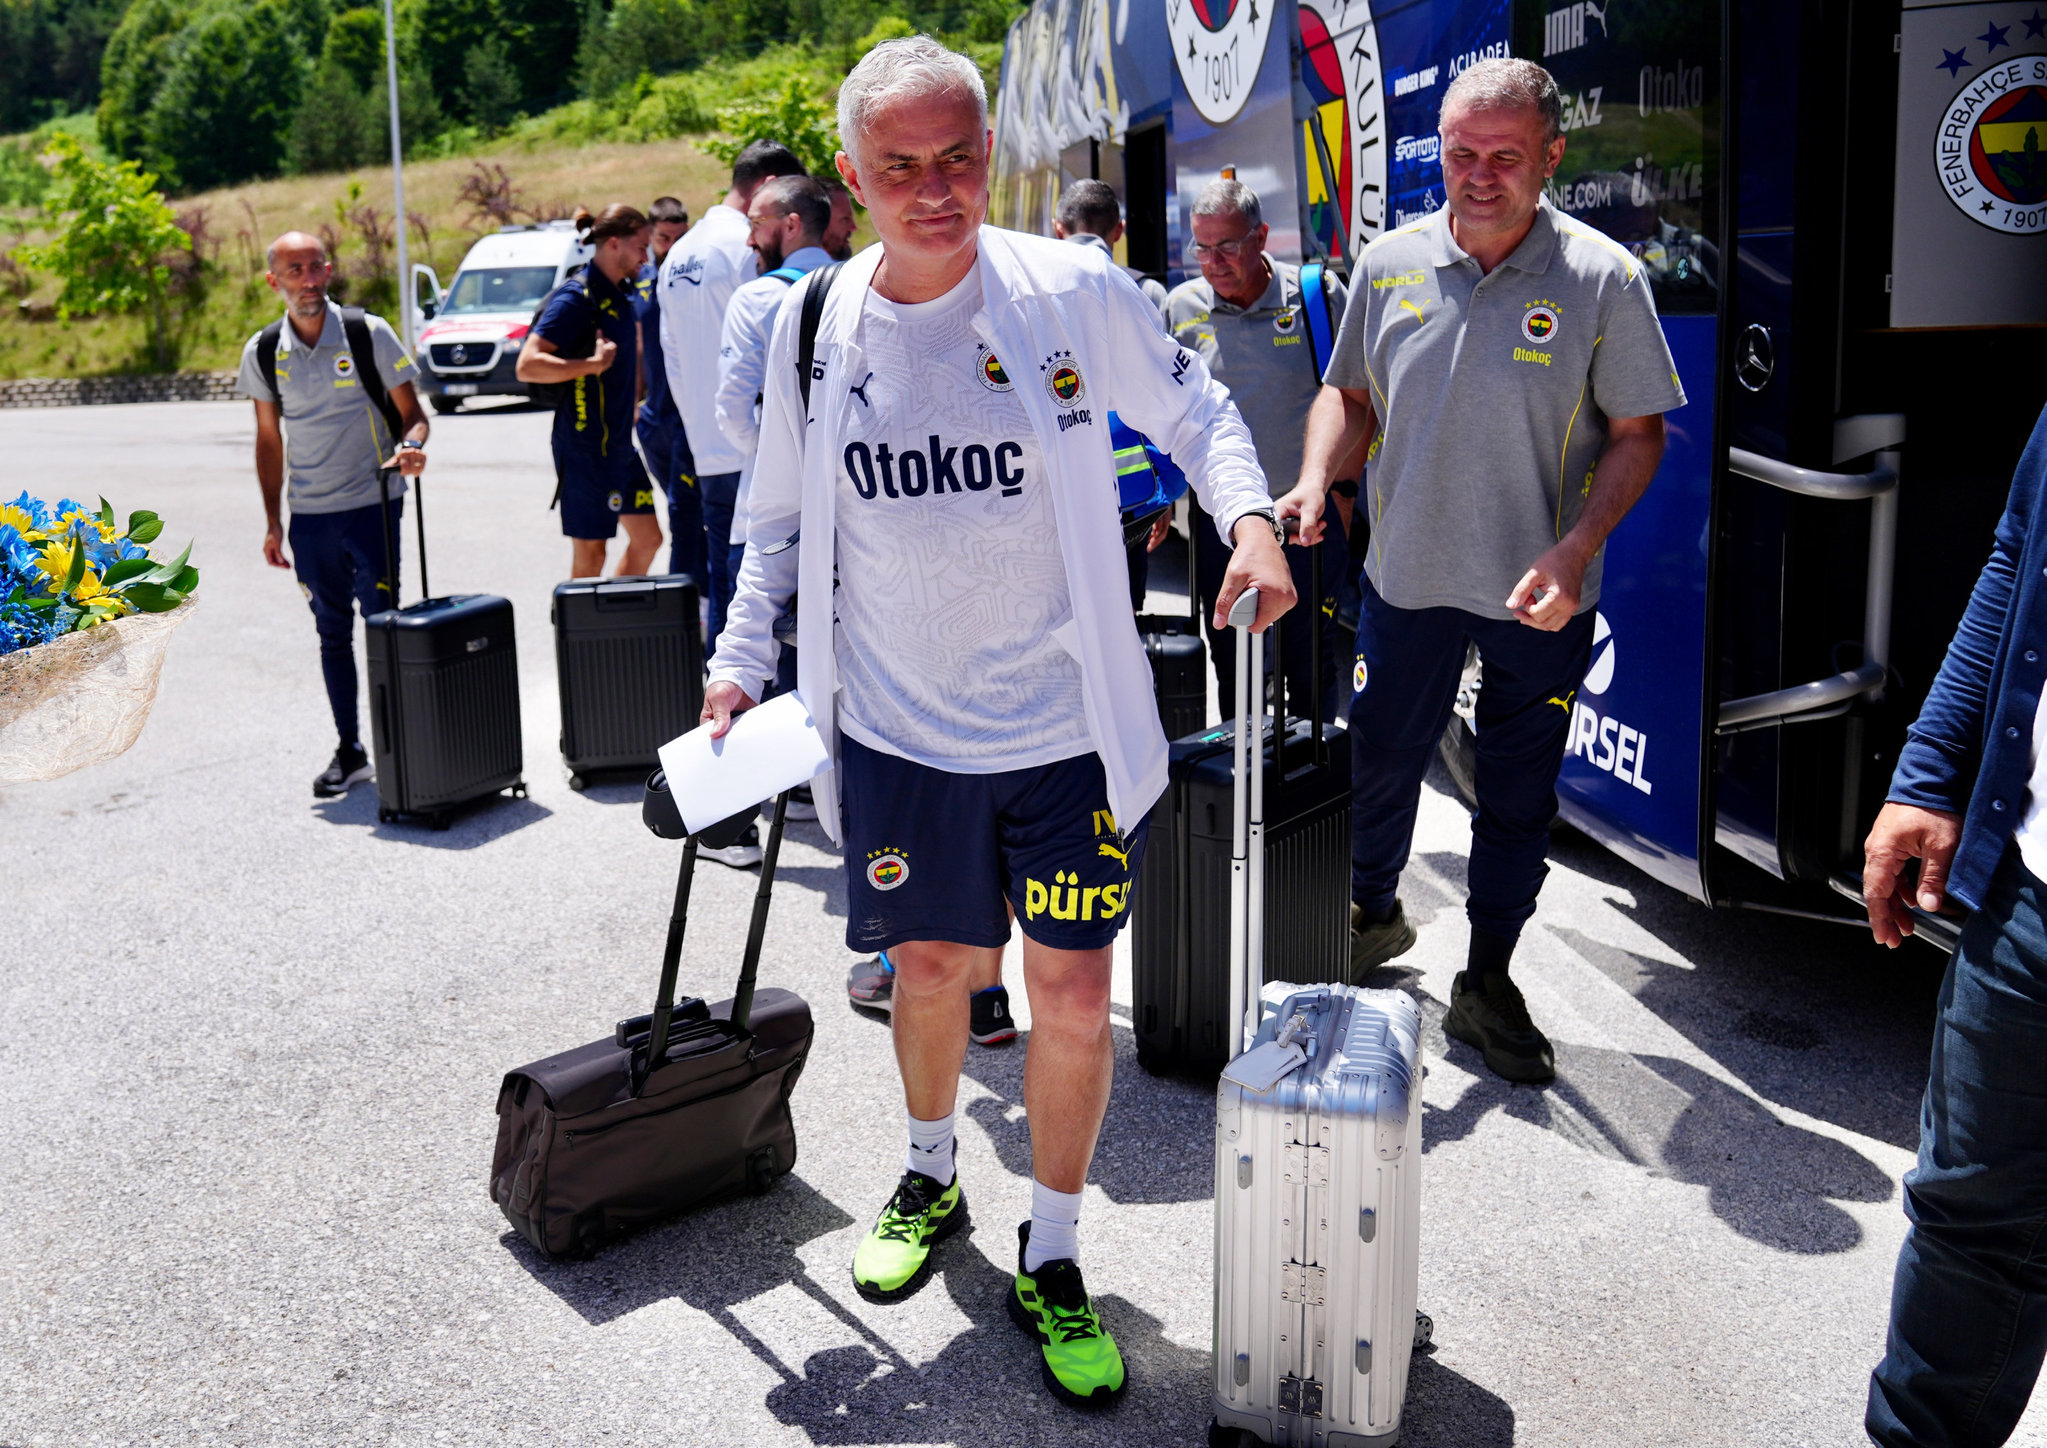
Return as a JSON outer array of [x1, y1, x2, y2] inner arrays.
[[1530, 0, 1726, 903]]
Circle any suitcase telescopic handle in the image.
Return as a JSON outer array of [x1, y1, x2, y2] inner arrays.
[[633, 790, 792, 1095], [1227, 586, 1264, 1064]]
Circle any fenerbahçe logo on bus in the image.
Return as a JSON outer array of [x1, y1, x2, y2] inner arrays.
[[1168, 0, 1276, 126], [1935, 49, 2047, 234], [866, 848, 909, 892]]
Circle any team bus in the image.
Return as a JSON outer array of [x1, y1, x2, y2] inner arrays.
[[991, 0, 2047, 941]]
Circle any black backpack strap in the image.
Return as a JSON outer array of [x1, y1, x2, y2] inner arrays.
[[255, 319, 284, 402], [796, 262, 844, 412], [339, 306, 406, 442]]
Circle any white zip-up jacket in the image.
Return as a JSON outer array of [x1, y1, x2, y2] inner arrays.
[[707, 226, 1273, 840], [715, 245, 835, 548], [657, 203, 754, 476]]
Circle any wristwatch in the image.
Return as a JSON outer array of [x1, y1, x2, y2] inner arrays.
[[1241, 508, 1285, 545], [398, 439, 424, 453]]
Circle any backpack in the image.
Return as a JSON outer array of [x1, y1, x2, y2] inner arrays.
[[523, 266, 591, 412], [795, 262, 844, 411], [256, 305, 403, 442]]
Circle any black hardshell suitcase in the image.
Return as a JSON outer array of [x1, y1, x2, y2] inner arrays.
[[1138, 613, 1207, 741], [1130, 545, 1350, 1074], [552, 574, 704, 789], [491, 785, 813, 1259], [364, 476, 524, 828]]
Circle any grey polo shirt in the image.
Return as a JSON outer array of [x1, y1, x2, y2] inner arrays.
[[1325, 201, 1684, 618], [1164, 260, 1347, 498], [237, 307, 417, 515]]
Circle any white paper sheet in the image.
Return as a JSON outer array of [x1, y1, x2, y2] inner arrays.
[[655, 691, 832, 834]]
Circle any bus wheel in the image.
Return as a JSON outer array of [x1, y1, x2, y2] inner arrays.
[[429, 394, 463, 415], [1436, 644, 1480, 811]]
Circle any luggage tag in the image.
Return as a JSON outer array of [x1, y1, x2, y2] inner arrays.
[[1220, 1011, 1312, 1093]]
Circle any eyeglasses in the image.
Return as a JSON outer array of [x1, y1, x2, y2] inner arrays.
[[1190, 237, 1252, 262]]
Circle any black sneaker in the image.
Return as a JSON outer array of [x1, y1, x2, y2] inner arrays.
[[1444, 969, 1555, 1084], [970, 985, 1018, 1046], [784, 784, 818, 822], [700, 823, 763, 868], [314, 744, 372, 798], [847, 953, 894, 1015]]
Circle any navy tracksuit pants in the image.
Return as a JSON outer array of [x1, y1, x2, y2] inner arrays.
[[288, 497, 402, 748], [1349, 576, 1593, 943], [637, 417, 704, 582]]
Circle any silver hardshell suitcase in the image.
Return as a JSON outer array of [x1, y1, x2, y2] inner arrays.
[[1210, 586, 1427, 1448]]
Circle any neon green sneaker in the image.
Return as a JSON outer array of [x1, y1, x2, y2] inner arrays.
[[851, 1170, 968, 1302], [1006, 1222, 1127, 1408]]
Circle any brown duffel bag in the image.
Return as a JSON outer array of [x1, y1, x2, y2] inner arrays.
[[490, 786, 812, 1258]]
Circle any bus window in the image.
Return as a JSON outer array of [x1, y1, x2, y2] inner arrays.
[[1514, 0, 1721, 313]]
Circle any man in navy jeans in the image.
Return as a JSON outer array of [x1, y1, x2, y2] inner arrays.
[[1864, 405, 2047, 1447]]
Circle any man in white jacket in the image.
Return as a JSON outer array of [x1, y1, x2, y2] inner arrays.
[[701, 36, 1291, 1409], [657, 138, 805, 652]]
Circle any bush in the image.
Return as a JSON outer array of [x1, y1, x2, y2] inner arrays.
[[700, 75, 842, 179], [322, 5, 385, 89], [625, 72, 713, 140], [0, 138, 54, 209], [96, 0, 197, 163], [289, 56, 374, 175], [18, 135, 191, 367]]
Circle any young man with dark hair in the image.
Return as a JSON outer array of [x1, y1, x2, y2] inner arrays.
[[1053, 178, 1167, 312]]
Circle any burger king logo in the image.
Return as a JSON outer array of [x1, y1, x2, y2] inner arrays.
[[866, 850, 909, 891]]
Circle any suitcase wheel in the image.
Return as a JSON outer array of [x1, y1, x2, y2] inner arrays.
[[1135, 1041, 1167, 1077], [431, 812, 451, 831], [567, 773, 586, 792], [744, 1147, 783, 1195], [1208, 1421, 1260, 1448], [511, 781, 529, 799], [1414, 1309, 1435, 1351], [377, 808, 393, 824]]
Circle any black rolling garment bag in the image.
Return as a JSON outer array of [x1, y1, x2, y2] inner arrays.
[[552, 575, 703, 789], [1129, 542, 1351, 1074], [364, 469, 525, 828], [490, 780, 813, 1259]]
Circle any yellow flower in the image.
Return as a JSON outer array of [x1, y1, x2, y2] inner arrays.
[[34, 537, 74, 586], [73, 568, 115, 603], [0, 502, 41, 540]]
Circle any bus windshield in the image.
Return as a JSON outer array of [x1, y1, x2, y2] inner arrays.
[[441, 266, 557, 316]]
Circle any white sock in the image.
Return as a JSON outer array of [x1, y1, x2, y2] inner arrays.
[[905, 1109, 955, 1186], [1024, 1180, 1084, 1272]]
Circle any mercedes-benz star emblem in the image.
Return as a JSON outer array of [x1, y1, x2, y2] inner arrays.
[[450, 343, 469, 365], [1734, 324, 1774, 393]]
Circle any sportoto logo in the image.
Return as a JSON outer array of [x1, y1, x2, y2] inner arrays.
[[867, 852, 909, 891], [1935, 52, 2047, 234], [1522, 304, 1560, 344], [1168, 0, 1276, 125], [1583, 611, 1615, 694]]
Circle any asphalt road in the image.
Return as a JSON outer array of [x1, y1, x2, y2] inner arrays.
[[0, 398, 2034, 1448]]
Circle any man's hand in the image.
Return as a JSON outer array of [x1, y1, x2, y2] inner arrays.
[[380, 444, 427, 476], [263, 520, 289, 569], [1214, 517, 1296, 633], [1274, 479, 1329, 546], [1506, 538, 1592, 631], [1146, 510, 1172, 552], [589, 335, 618, 374], [702, 679, 760, 740], [1864, 802, 1964, 948]]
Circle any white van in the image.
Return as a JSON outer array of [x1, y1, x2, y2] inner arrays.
[[411, 220, 593, 413]]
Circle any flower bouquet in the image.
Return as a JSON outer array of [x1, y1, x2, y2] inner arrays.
[[0, 493, 200, 784]]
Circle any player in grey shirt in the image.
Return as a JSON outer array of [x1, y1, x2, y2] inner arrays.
[[238, 230, 429, 799], [1164, 178, 1351, 718], [1281, 58, 1685, 1084]]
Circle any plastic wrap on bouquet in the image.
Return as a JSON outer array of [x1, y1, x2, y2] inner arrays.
[[0, 598, 195, 784]]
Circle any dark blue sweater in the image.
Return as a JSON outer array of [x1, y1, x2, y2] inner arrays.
[[1889, 405, 2047, 911]]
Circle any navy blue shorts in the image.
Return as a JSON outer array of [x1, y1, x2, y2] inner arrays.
[[838, 736, 1152, 954], [556, 443, 655, 540]]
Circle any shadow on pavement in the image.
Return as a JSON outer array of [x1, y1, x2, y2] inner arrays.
[[959, 1025, 1216, 1206], [774, 862, 850, 919], [764, 1245, 1212, 1445], [1420, 992, 1892, 1254], [1401, 1352, 1517, 1446], [312, 784, 553, 847]]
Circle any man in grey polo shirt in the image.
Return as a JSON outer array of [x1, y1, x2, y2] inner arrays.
[[239, 230, 430, 799], [1166, 178, 1349, 719], [1280, 57, 1684, 1084]]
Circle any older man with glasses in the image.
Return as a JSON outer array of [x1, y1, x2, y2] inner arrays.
[[1164, 177, 1351, 724]]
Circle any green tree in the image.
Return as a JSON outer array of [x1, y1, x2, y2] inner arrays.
[[402, 0, 492, 124], [496, 0, 580, 111], [95, 0, 198, 161], [288, 54, 370, 174], [144, 0, 305, 191], [19, 134, 190, 368], [700, 74, 840, 177], [321, 4, 383, 87], [366, 48, 445, 157], [460, 32, 520, 136]]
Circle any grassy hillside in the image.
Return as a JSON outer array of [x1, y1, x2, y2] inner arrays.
[[0, 131, 881, 379]]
